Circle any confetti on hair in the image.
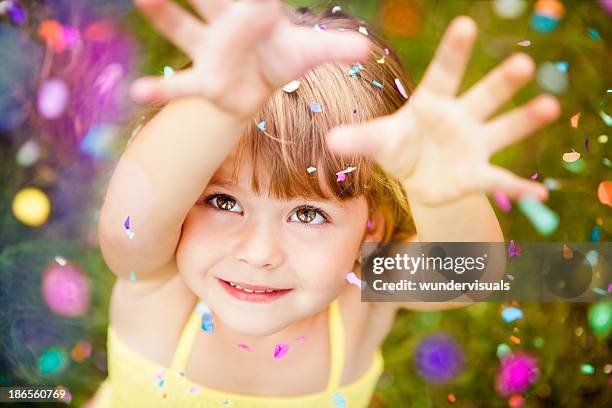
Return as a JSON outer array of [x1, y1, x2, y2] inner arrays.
[[347, 63, 364, 78], [306, 166, 317, 173], [257, 121, 266, 131], [163, 66, 174, 78], [332, 6, 342, 13], [597, 181, 612, 206], [555, 61, 569, 73], [336, 172, 346, 182], [493, 190, 512, 213], [570, 112, 581, 128], [332, 391, 346, 408], [237, 343, 252, 352], [367, 218, 373, 230], [282, 80, 300, 93], [129, 271, 136, 282], [395, 78, 409, 99], [509, 335, 521, 345], [309, 102, 322, 113], [372, 80, 383, 89], [384, 48, 390, 55], [517, 195, 559, 236], [562, 149, 580, 162], [508, 240, 521, 258], [346, 272, 365, 290], [517, 40, 531, 47], [358, 26, 368, 36], [599, 110, 612, 126], [273, 343, 289, 360], [501, 307, 523, 323], [376, 56, 385, 64], [313, 24, 325, 32]]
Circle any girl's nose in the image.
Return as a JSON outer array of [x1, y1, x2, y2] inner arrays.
[[234, 220, 284, 269]]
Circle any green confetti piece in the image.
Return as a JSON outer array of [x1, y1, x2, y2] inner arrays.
[[517, 196, 559, 236], [580, 364, 595, 374]]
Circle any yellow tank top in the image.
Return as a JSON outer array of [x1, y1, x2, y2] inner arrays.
[[93, 298, 384, 407]]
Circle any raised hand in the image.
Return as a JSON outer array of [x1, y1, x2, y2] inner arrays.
[[130, 0, 371, 118], [327, 16, 561, 206]]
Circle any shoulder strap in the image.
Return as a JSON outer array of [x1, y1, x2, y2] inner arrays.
[[170, 307, 201, 372], [326, 298, 346, 391]]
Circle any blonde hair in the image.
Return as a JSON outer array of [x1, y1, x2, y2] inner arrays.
[[133, 6, 416, 243]]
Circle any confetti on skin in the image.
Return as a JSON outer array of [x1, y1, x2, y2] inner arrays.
[[295, 336, 307, 342], [195, 300, 211, 316], [517, 40, 531, 47], [257, 121, 266, 131], [332, 6, 342, 13], [372, 80, 383, 89], [336, 166, 357, 182], [517, 196, 559, 236], [581, 364, 595, 374], [395, 78, 409, 99], [562, 149, 580, 162], [570, 112, 581, 128], [493, 190, 512, 213], [306, 166, 317, 173], [129, 271, 136, 282], [530, 172, 538, 180], [358, 26, 368, 36], [313, 24, 325, 32], [201, 313, 214, 332], [163, 66, 174, 78], [600, 110, 612, 126], [332, 391, 346, 408], [588, 28, 601, 40], [282, 80, 300, 93], [501, 307, 523, 323], [273, 343, 290, 360], [346, 272, 366, 290], [123, 216, 135, 239], [237, 343, 252, 352], [309, 102, 322, 113], [376, 56, 385, 64], [158, 379, 165, 388], [508, 240, 521, 258], [598, 181, 612, 206]]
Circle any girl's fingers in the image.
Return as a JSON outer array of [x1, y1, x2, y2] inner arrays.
[[459, 53, 535, 121], [482, 165, 549, 202], [418, 16, 477, 96], [134, 0, 205, 56], [129, 71, 201, 103], [482, 94, 561, 154], [187, 0, 231, 22]]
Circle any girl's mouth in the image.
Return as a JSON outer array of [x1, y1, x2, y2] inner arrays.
[[217, 279, 293, 303]]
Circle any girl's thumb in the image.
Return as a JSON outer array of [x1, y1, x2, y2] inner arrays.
[[326, 118, 392, 157]]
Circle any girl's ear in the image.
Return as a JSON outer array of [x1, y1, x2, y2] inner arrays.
[[363, 209, 386, 243]]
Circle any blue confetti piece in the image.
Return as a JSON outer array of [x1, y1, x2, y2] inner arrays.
[[591, 225, 600, 242], [201, 313, 214, 332], [585, 250, 598, 267], [158, 379, 165, 388], [555, 61, 569, 73], [372, 80, 383, 89], [501, 307, 523, 323], [593, 287, 608, 296], [309, 102, 322, 113], [163, 66, 175, 77], [588, 28, 600, 40], [257, 120, 266, 131], [530, 13, 559, 33], [599, 110, 612, 126], [517, 196, 559, 236], [332, 391, 346, 408]]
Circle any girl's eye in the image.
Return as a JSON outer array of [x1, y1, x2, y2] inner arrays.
[[206, 194, 243, 213], [290, 207, 329, 227]]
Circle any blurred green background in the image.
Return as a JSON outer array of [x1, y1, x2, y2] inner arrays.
[[0, 0, 610, 407]]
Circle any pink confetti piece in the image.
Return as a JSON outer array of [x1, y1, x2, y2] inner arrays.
[[237, 343, 252, 352], [530, 172, 538, 180], [394, 78, 409, 99], [384, 48, 389, 55], [294, 335, 307, 342], [608, 283, 612, 293], [336, 172, 346, 182], [153, 369, 165, 380], [517, 40, 531, 47], [189, 385, 200, 394], [346, 272, 366, 290], [506, 274, 515, 281], [493, 190, 512, 213], [273, 343, 290, 360], [94, 63, 123, 95], [367, 218, 373, 230]]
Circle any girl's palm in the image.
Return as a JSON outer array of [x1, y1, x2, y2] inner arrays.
[[131, 0, 370, 117]]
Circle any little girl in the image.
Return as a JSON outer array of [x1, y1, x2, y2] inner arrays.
[[91, 0, 560, 406]]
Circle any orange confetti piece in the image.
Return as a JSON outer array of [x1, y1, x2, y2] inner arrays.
[[570, 112, 581, 128], [38, 20, 65, 52], [510, 335, 521, 345], [562, 244, 573, 259], [597, 181, 612, 207], [562, 149, 580, 163], [447, 394, 456, 403]]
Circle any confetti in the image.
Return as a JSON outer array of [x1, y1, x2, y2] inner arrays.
[[129, 271, 136, 282], [376, 56, 385, 64], [163, 66, 174, 78], [347, 63, 364, 78], [599, 110, 612, 126], [580, 364, 595, 374], [591, 225, 600, 242], [94, 63, 124, 94], [584, 138, 589, 151], [313, 24, 324, 32], [158, 379, 165, 389], [358, 26, 368, 36], [502, 306, 523, 323], [38, 20, 65, 52], [201, 313, 214, 332], [346, 272, 366, 290], [493, 0, 527, 19], [16, 140, 41, 167], [332, 391, 346, 408], [12, 187, 51, 227], [530, 172, 538, 180], [517, 196, 559, 236], [367, 218, 373, 230], [516, 40, 531, 47], [543, 178, 560, 190], [585, 250, 598, 267], [598, 135, 608, 143], [306, 166, 317, 173], [5, 0, 26, 25], [493, 190, 512, 213], [609, 284, 612, 293], [54, 256, 67, 266], [123, 216, 135, 239], [593, 287, 607, 296], [508, 394, 525, 408], [509, 335, 521, 345], [332, 6, 342, 14], [570, 112, 580, 128], [309, 102, 322, 113], [372, 80, 383, 89], [506, 274, 515, 281], [508, 240, 521, 257], [384, 48, 390, 55], [282, 80, 300, 93], [257, 121, 266, 131], [496, 343, 511, 359], [37, 78, 70, 119], [555, 61, 569, 73], [237, 343, 252, 352], [588, 28, 601, 40], [536, 62, 568, 95], [395, 78, 409, 99], [336, 172, 346, 182], [295, 335, 307, 342], [273, 343, 289, 360], [562, 149, 580, 162], [448, 394, 456, 403], [189, 385, 200, 393], [562, 243, 573, 259]]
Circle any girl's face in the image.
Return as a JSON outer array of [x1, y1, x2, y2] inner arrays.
[[176, 155, 370, 336]]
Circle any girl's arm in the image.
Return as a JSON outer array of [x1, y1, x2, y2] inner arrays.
[[98, 0, 370, 284]]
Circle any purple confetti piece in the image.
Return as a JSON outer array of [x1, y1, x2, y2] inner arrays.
[[123, 216, 130, 230], [506, 274, 515, 281], [395, 78, 409, 99], [237, 343, 252, 352], [608, 283, 612, 293], [309, 102, 322, 113], [37, 78, 70, 119], [584, 138, 589, 151], [189, 385, 200, 393], [7, 1, 26, 25], [530, 172, 538, 180], [384, 48, 390, 55], [508, 240, 521, 257], [336, 172, 346, 182], [273, 343, 289, 360]]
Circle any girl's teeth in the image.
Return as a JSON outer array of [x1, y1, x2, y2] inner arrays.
[[228, 281, 277, 294]]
